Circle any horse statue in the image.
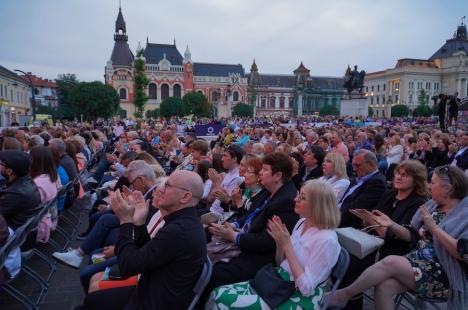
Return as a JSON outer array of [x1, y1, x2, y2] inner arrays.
[[343, 65, 366, 98]]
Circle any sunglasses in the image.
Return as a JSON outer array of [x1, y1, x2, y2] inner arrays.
[[438, 165, 453, 185]]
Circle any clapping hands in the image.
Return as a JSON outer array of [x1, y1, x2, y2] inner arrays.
[[110, 189, 149, 225], [267, 215, 291, 249]]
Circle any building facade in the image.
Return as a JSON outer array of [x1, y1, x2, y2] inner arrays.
[[0, 66, 31, 126], [247, 61, 343, 116], [365, 21, 468, 117], [27, 74, 58, 108], [105, 8, 248, 118]]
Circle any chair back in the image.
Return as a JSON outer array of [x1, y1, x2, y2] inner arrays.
[[0, 228, 18, 269], [321, 247, 350, 310], [187, 256, 213, 310]]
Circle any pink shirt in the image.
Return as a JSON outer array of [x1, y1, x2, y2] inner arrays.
[[33, 174, 59, 203], [332, 142, 350, 162]]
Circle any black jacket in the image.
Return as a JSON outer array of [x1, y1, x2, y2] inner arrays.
[[376, 190, 426, 257], [0, 176, 42, 230], [115, 207, 206, 310], [299, 165, 323, 183], [339, 172, 387, 228]]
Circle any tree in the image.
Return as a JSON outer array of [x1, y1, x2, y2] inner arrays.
[[133, 49, 149, 118], [232, 103, 253, 117], [412, 105, 432, 117], [319, 104, 339, 116], [412, 89, 432, 117], [145, 108, 160, 119], [160, 97, 185, 117], [368, 106, 374, 117], [391, 104, 410, 117], [182, 91, 210, 116], [55, 73, 79, 119], [68, 81, 120, 121]]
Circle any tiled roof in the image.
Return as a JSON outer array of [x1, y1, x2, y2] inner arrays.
[[144, 43, 183, 65], [429, 39, 468, 60], [0, 65, 29, 85], [111, 41, 134, 66], [193, 63, 245, 77], [247, 73, 296, 88], [26, 75, 57, 88], [305, 76, 343, 89]]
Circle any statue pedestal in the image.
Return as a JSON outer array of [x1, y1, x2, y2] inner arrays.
[[340, 98, 368, 118]]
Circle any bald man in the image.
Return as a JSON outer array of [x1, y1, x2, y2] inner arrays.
[[85, 170, 206, 310]]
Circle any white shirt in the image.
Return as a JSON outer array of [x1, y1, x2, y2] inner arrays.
[[210, 166, 243, 215], [280, 218, 341, 296], [386, 145, 404, 165], [319, 176, 350, 203]]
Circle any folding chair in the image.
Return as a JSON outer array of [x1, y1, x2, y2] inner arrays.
[[1, 217, 43, 310], [188, 256, 213, 310], [320, 247, 350, 310]]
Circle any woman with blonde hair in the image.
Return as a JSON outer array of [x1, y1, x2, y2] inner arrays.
[[206, 180, 341, 309], [319, 152, 350, 202]]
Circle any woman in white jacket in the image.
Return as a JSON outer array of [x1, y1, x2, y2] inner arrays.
[[386, 133, 404, 181], [319, 152, 350, 203]]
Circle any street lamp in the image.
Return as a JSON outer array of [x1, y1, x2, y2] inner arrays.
[[14, 69, 36, 121]]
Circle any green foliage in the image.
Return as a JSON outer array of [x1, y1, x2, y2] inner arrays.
[[68, 81, 120, 121], [36, 105, 54, 115], [368, 106, 374, 117], [232, 103, 254, 117], [182, 91, 210, 116], [418, 89, 427, 106], [55, 73, 79, 119], [145, 108, 160, 119], [133, 50, 149, 118], [412, 105, 433, 117], [391, 104, 410, 117], [319, 104, 339, 116], [160, 97, 185, 117]]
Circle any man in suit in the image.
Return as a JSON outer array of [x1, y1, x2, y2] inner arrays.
[[338, 149, 387, 228]]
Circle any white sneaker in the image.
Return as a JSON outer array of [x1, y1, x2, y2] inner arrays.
[[52, 249, 83, 268]]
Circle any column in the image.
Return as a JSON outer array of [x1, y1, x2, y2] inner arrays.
[[285, 96, 289, 109], [297, 94, 303, 116], [169, 85, 174, 97], [457, 78, 461, 96], [157, 86, 161, 104], [275, 96, 280, 109]]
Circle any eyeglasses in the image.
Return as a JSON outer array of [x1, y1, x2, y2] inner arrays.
[[394, 172, 411, 179], [439, 165, 453, 184], [163, 180, 192, 193], [129, 176, 142, 186]]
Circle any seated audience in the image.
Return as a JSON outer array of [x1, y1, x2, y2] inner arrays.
[[319, 152, 350, 202], [299, 145, 325, 183]]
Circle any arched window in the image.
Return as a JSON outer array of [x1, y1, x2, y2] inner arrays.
[[148, 83, 157, 99], [119, 88, 127, 100], [233, 91, 239, 101], [173, 84, 181, 98], [161, 84, 169, 100], [197, 90, 203, 95], [261, 97, 266, 108], [212, 91, 219, 102]]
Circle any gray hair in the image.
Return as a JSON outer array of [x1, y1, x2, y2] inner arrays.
[[49, 138, 66, 154], [126, 160, 156, 182], [28, 135, 44, 148], [354, 149, 378, 166]]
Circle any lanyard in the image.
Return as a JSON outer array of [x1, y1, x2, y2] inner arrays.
[[240, 197, 271, 230]]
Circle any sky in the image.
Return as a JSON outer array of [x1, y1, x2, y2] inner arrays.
[[1, 0, 467, 82]]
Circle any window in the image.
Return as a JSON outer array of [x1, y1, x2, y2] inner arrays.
[[371, 85, 374, 91], [377, 85, 380, 92], [426, 82, 431, 90], [409, 94, 413, 103], [383, 84, 386, 91], [434, 82, 439, 90], [261, 97, 266, 108], [417, 82, 422, 89], [366, 86, 368, 92], [289, 97, 294, 107], [376, 96, 380, 104], [279, 97, 285, 108], [0, 84, 2, 97], [173, 84, 181, 98], [233, 91, 239, 102], [212, 91, 219, 102], [269, 97, 275, 108], [119, 88, 127, 100], [161, 84, 169, 100], [148, 83, 157, 99], [370, 96, 374, 104]]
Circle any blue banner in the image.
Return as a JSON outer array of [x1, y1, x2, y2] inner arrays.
[[195, 124, 224, 136]]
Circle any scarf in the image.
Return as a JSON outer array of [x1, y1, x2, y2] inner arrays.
[[410, 197, 468, 310]]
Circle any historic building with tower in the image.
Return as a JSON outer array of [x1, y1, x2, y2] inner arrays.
[[365, 20, 468, 118], [105, 7, 248, 118], [247, 60, 344, 116]]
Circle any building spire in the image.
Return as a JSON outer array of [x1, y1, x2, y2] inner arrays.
[[250, 58, 258, 72], [184, 45, 192, 63], [115, 5, 126, 34]]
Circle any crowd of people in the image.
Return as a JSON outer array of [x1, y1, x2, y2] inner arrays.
[[0, 115, 467, 310]]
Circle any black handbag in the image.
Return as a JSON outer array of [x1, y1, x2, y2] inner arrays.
[[249, 264, 296, 309]]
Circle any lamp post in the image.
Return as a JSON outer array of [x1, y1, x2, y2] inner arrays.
[[14, 69, 36, 121]]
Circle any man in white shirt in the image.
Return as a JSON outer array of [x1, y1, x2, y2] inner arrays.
[[209, 144, 244, 216]]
